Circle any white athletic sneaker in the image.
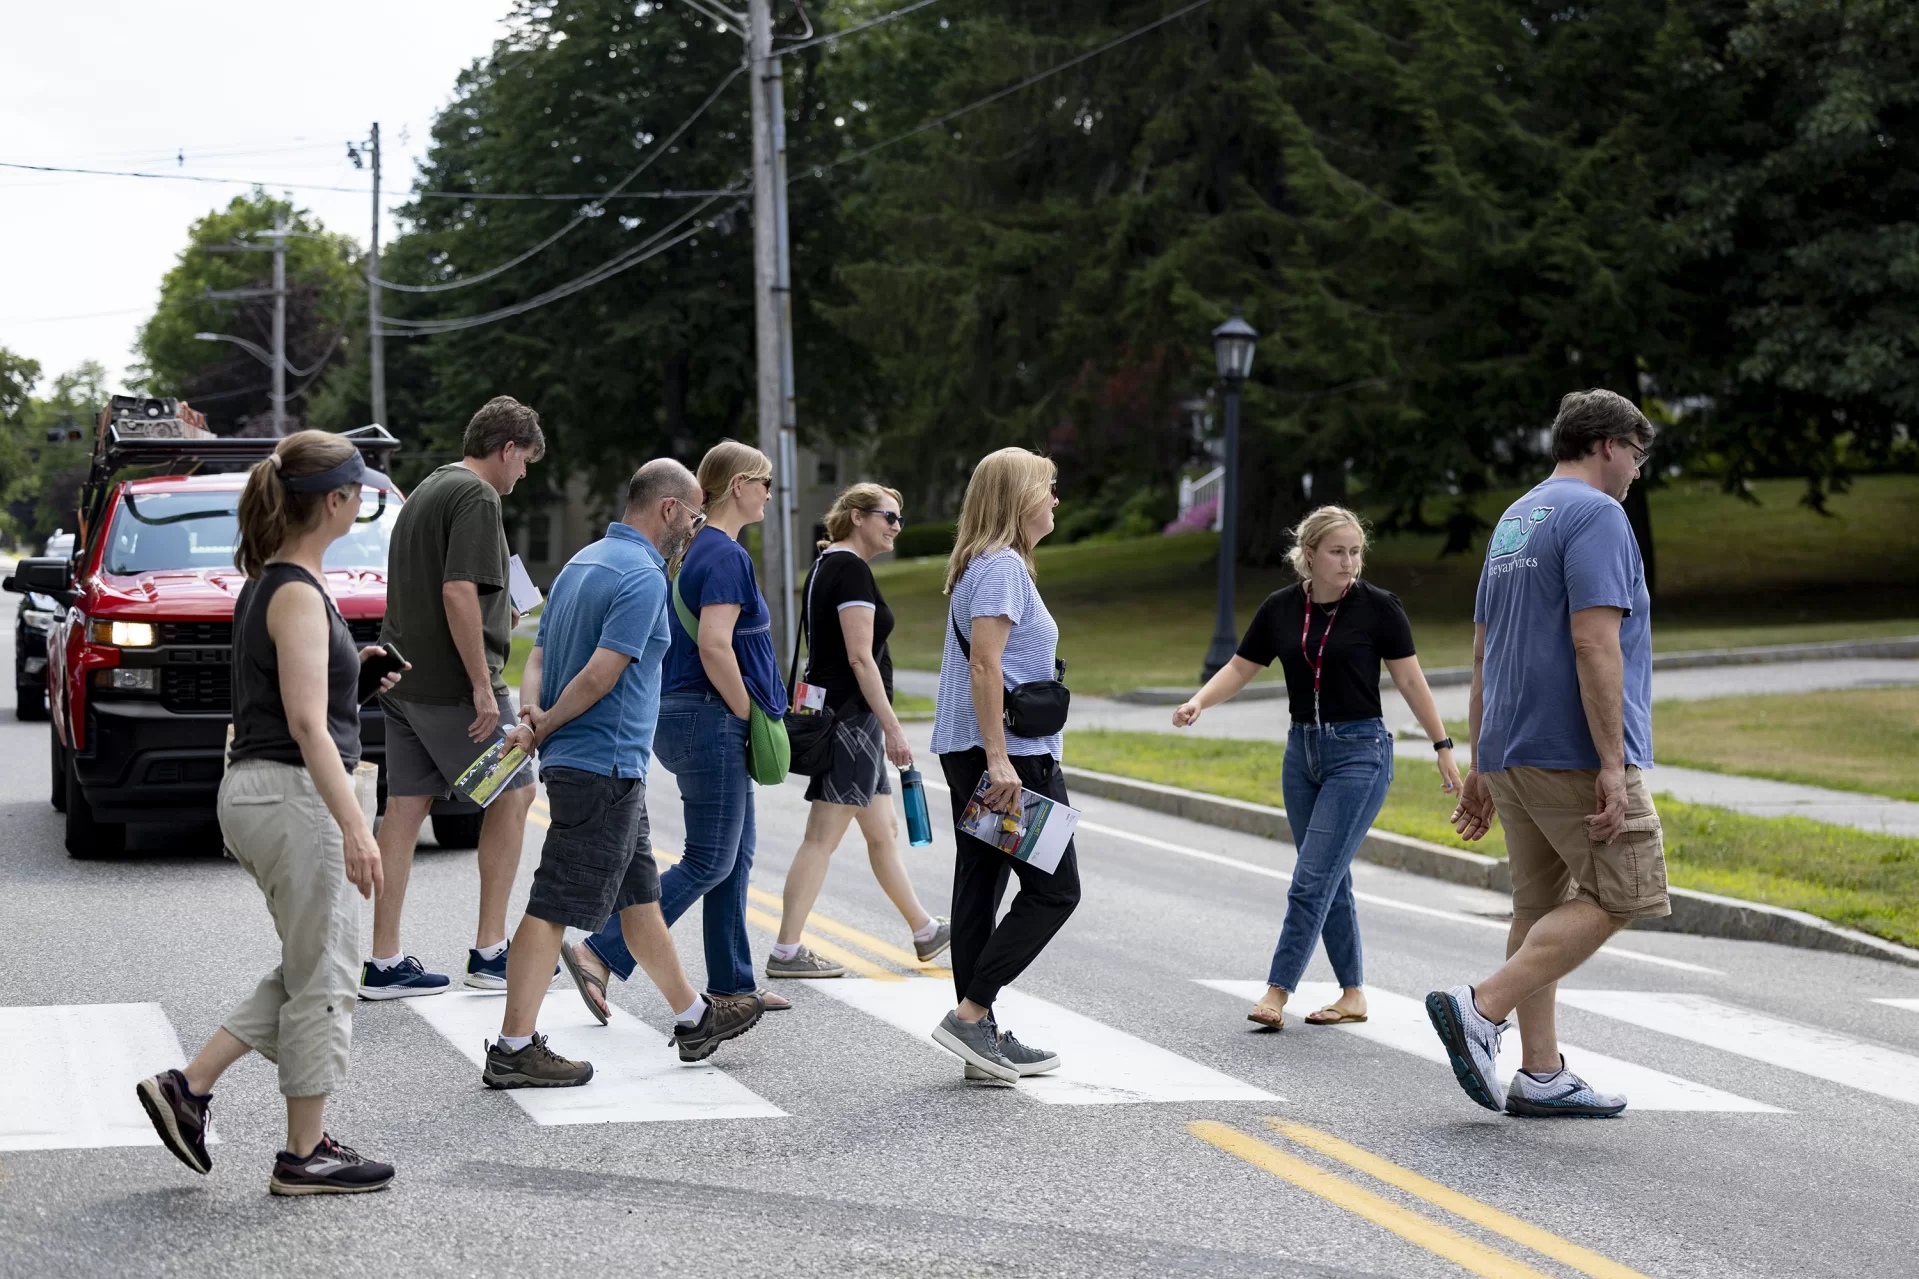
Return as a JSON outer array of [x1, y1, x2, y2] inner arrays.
[[1425, 984, 1508, 1112], [1505, 1056, 1627, 1118]]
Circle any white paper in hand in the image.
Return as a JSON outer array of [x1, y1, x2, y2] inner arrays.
[[508, 554, 543, 615]]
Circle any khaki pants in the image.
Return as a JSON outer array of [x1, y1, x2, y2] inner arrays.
[[218, 759, 363, 1098], [1487, 765, 1672, 924]]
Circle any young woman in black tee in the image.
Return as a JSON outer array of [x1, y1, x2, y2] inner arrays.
[[765, 483, 950, 980], [1173, 506, 1458, 1029]]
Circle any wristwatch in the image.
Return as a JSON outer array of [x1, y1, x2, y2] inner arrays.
[[1432, 737, 1454, 752]]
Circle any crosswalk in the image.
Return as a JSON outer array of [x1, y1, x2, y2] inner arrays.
[[5, 981, 1918, 1149]]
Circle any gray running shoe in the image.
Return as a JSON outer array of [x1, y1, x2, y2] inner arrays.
[[932, 1010, 1019, 1083], [913, 917, 953, 964], [963, 1064, 1017, 1084], [990, 1020, 1060, 1076], [672, 993, 765, 1062], [1505, 1056, 1627, 1118], [483, 1033, 593, 1089], [765, 945, 845, 979], [1425, 985, 1507, 1112]]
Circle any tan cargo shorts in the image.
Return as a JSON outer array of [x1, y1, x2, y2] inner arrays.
[[1486, 765, 1671, 924]]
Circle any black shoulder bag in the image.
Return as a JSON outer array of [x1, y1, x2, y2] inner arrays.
[[950, 607, 1070, 738], [784, 556, 838, 776]]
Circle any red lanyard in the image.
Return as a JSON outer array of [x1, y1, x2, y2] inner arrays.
[[1300, 580, 1353, 725]]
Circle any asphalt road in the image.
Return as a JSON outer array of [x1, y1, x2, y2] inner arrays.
[[3, 627, 1918, 1277]]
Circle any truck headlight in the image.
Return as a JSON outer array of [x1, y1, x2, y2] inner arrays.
[[22, 608, 55, 631], [87, 619, 156, 648]]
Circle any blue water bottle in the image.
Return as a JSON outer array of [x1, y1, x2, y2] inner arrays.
[[900, 767, 933, 847]]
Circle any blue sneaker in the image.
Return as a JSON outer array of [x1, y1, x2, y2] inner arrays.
[[464, 943, 561, 992], [360, 956, 450, 1001]]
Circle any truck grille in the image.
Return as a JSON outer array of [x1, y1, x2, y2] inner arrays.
[[162, 666, 231, 713], [158, 618, 383, 646], [160, 621, 230, 646]]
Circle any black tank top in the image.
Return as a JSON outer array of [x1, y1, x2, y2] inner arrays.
[[229, 563, 362, 768]]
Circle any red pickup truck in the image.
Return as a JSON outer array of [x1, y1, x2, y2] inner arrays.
[[6, 398, 482, 856]]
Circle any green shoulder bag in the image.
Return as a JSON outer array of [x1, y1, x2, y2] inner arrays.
[[670, 575, 789, 785]]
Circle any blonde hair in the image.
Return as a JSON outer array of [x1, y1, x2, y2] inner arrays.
[[670, 439, 773, 575], [818, 481, 904, 550], [943, 447, 1056, 594], [234, 430, 359, 578], [1286, 504, 1367, 582]]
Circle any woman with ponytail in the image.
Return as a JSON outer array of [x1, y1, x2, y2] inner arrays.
[[570, 440, 787, 1014], [138, 430, 405, 1196]]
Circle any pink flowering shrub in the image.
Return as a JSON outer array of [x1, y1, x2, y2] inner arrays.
[[1163, 497, 1217, 536]]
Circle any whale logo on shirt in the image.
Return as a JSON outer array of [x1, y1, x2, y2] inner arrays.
[[1488, 506, 1554, 558]]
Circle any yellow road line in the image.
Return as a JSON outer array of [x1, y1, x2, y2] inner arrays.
[[1266, 1121, 1651, 1279], [743, 884, 950, 978], [741, 906, 902, 981], [1187, 1122, 1554, 1279]]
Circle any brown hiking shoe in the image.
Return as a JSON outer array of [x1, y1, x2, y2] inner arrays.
[[672, 993, 765, 1062], [483, 1033, 593, 1089]]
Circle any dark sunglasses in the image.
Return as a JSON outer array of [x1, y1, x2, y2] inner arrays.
[[860, 508, 906, 529], [1049, 479, 1058, 495]]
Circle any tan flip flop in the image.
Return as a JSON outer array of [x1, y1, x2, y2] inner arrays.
[[1247, 1005, 1285, 1030], [560, 942, 611, 1025], [1303, 1004, 1368, 1025]]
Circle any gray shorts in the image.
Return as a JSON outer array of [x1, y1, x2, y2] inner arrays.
[[526, 767, 661, 930], [381, 693, 534, 799]]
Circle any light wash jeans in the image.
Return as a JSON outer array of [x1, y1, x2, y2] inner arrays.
[[583, 691, 758, 996], [1268, 718, 1394, 991]]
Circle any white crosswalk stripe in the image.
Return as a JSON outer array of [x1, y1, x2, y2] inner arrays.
[[1557, 990, 1919, 1108], [814, 977, 1281, 1105], [404, 991, 786, 1125], [1873, 998, 1919, 1014], [1194, 980, 1784, 1113], [0, 1003, 215, 1151]]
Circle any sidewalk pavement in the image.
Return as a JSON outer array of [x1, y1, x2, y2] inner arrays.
[[893, 660, 1919, 839]]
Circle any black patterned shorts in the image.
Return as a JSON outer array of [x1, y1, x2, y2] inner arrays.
[[803, 708, 894, 807]]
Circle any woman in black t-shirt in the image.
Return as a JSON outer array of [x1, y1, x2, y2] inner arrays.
[[1173, 506, 1458, 1030], [765, 483, 950, 980]]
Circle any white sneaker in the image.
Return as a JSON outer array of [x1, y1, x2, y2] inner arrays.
[[1425, 985, 1507, 1111], [1506, 1056, 1627, 1118]]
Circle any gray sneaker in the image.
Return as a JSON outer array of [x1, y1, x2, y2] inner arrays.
[[1505, 1056, 1627, 1118], [765, 945, 845, 979], [482, 1033, 592, 1089], [913, 917, 953, 964], [932, 1010, 1019, 1082], [990, 1020, 1060, 1076]]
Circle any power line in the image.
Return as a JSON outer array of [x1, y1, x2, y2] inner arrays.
[[0, 160, 370, 194], [374, 60, 748, 294], [809, 0, 1217, 177], [377, 184, 745, 336], [416, 188, 735, 201], [775, 0, 943, 54]]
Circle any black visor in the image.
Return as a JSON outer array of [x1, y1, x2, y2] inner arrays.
[[283, 452, 368, 493]]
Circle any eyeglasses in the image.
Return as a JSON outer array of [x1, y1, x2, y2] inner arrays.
[[860, 509, 906, 529], [1622, 439, 1653, 466], [1049, 479, 1058, 495]]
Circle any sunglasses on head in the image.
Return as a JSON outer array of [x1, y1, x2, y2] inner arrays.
[[860, 508, 906, 529]]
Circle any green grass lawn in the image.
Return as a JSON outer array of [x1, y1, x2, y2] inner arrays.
[[1443, 686, 1919, 803], [1066, 728, 1919, 948], [876, 474, 1919, 694]]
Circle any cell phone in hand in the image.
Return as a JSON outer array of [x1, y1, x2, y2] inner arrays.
[[358, 642, 405, 705]]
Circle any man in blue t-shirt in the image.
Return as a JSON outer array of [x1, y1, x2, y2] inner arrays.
[[1427, 389, 1670, 1121], [482, 460, 762, 1089]]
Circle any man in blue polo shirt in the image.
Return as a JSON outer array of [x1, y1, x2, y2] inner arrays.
[[483, 460, 763, 1089]]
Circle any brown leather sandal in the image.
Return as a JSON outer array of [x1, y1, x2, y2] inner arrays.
[[560, 941, 611, 1026], [1247, 1005, 1285, 1030], [1303, 1004, 1368, 1025]]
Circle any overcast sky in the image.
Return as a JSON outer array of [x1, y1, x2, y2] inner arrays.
[[0, 1, 519, 389]]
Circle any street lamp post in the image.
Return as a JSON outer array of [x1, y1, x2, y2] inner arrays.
[[1200, 308, 1259, 682]]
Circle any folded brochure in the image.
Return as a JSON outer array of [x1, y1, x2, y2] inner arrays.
[[957, 772, 1080, 875], [453, 738, 530, 809], [508, 553, 544, 615]]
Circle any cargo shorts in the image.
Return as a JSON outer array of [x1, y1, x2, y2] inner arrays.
[[1486, 765, 1671, 924], [380, 692, 533, 799]]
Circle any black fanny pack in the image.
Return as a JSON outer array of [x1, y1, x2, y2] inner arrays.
[[950, 610, 1070, 739]]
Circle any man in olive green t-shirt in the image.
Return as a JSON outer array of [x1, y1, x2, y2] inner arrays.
[[364, 396, 547, 1001]]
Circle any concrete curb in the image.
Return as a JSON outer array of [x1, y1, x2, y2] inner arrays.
[[1061, 765, 1919, 970], [1115, 633, 1919, 703]]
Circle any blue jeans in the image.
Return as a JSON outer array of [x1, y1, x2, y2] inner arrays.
[[583, 692, 758, 996], [1267, 717, 1394, 992]]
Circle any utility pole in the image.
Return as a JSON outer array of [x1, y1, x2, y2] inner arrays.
[[269, 212, 287, 436], [748, 0, 797, 656], [367, 123, 387, 429]]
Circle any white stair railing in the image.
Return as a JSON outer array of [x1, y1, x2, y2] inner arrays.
[[1177, 465, 1225, 531]]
